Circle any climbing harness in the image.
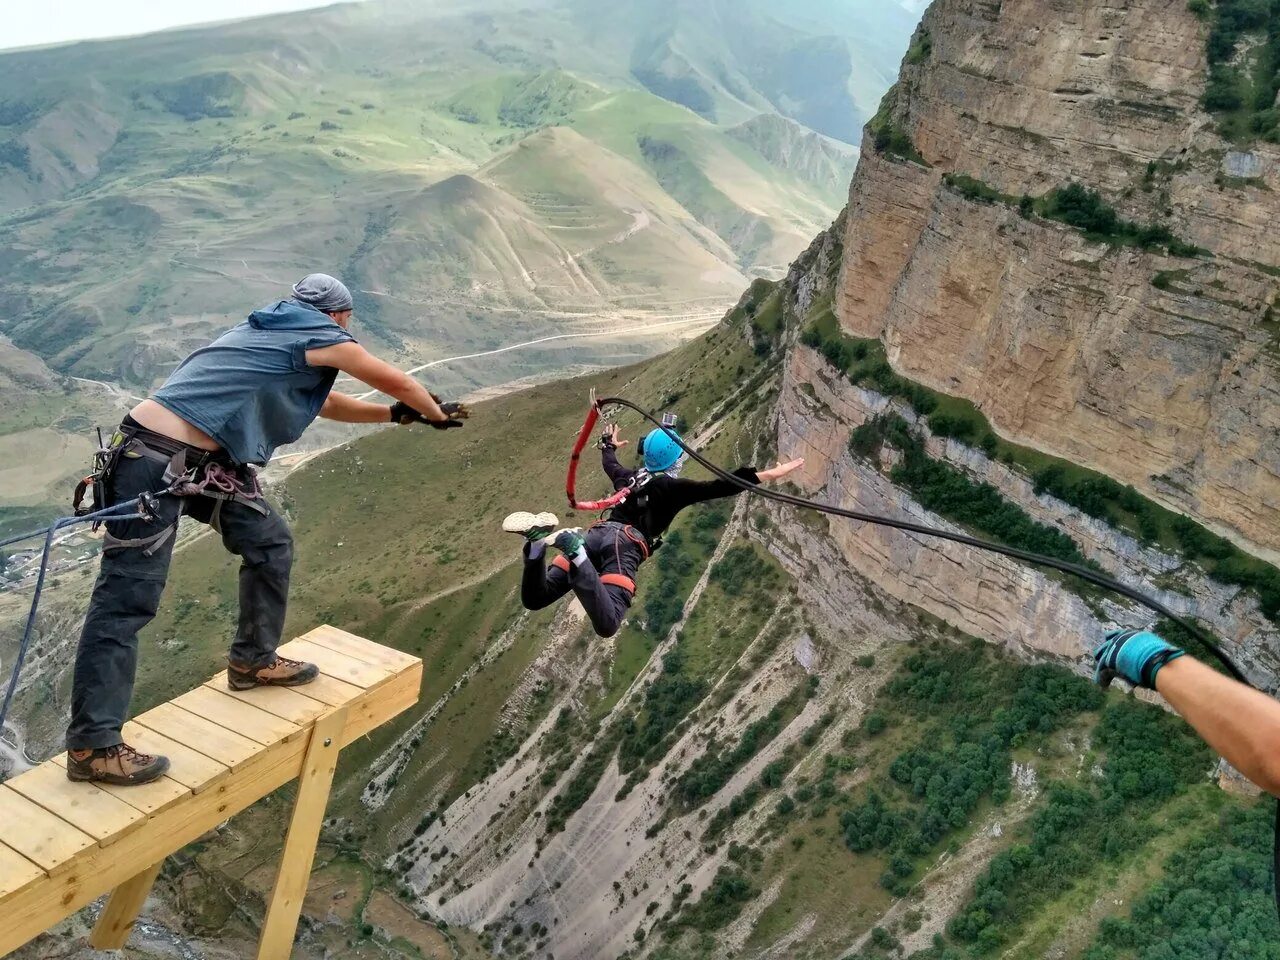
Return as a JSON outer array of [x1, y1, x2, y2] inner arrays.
[[550, 554, 638, 594], [168, 460, 268, 534], [565, 392, 678, 515], [71, 428, 119, 522], [581, 393, 1280, 915]]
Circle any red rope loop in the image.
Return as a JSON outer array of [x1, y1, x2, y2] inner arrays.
[[565, 400, 633, 512]]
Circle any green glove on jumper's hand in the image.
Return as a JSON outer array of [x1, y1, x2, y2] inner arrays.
[[1092, 629, 1186, 690]]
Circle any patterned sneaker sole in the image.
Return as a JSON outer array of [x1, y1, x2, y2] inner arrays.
[[502, 511, 559, 537]]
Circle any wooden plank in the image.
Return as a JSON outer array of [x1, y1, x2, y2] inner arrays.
[[0, 646, 421, 957], [279, 671, 364, 708], [174, 686, 301, 746], [50, 754, 192, 816], [276, 638, 392, 689], [203, 679, 331, 724], [133, 703, 261, 770], [0, 785, 96, 873], [256, 709, 348, 960], [331, 660, 421, 750], [87, 860, 164, 950], [121, 721, 229, 794], [0, 731, 307, 957], [0, 841, 45, 899], [304, 625, 422, 671], [6, 762, 147, 845]]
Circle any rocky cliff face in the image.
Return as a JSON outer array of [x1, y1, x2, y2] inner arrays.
[[401, 183, 1280, 958], [836, 0, 1280, 563], [777, 341, 1280, 682]]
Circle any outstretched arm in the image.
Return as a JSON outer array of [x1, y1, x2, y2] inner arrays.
[[1093, 629, 1280, 795], [601, 424, 636, 489], [319, 390, 406, 424], [666, 458, 806, 509], [308, 342, 447, 423], [1156, 657, 1280, 795]]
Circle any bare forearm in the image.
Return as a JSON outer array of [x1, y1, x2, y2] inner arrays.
[[1156, 656, 1280, 795], [320, 392, 394, 424], [307, 342, 449, 422], [368, 371, 446, 422], [391, 379, 446, 420]]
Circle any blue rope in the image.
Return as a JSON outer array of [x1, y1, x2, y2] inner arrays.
[[0, 497, 155, 738]]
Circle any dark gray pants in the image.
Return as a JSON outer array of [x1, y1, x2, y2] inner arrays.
[[67, 452, 293, 750], [520, 522, 645, 638]]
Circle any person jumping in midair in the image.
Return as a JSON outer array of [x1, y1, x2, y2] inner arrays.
[[505, 423, 803, 638]]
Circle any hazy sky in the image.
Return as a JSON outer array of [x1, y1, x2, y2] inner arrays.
[[3, 0, 920, 52], [1, 1, 365, 52]]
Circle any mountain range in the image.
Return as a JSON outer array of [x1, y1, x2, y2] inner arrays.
[[0, 0, 916, 523]]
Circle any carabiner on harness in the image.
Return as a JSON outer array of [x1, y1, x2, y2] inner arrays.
[[72, 428, 127, 525]]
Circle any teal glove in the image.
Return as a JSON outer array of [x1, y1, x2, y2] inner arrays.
[[1092, 629, 1185, 690]]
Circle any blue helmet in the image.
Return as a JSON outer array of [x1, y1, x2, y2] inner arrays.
[[643, 428, 685, 472]]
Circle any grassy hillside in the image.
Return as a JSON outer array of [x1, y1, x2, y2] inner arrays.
[[28, 232, 1251, 960], [0, 0, 892, 386]]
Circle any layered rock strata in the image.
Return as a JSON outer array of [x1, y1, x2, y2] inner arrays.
[[837, 0, 1280, 561]]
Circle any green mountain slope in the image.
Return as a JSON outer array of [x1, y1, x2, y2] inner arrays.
[[0, 0, 899, 517], [567, 0, 916, 140]]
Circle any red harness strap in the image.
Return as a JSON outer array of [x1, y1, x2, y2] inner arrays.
[[601, 573, 636, 593], [619, 523, 650, 560], [550, 555, 637, 594]]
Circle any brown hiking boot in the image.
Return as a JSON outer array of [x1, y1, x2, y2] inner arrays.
[[227, 655, 319, 691], [66, 743, 170, 786]]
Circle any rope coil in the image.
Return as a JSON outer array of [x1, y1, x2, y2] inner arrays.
[[0, 497, 157, 738]]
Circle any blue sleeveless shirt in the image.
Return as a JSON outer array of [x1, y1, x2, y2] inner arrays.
[[152, 299, 356, 465]]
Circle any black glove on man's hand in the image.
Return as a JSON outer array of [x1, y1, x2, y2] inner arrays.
[[429, 393, 470, 415], [431, 395, 470, 429], [390, 400, 430, 425], [392, 398, 470, 428]]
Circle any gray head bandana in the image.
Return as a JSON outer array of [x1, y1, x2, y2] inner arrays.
[[291, 273, 354, 313]]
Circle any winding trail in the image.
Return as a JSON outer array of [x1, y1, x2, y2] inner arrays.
[[354, 315, 717, 400], [69, 376, 147, 405]]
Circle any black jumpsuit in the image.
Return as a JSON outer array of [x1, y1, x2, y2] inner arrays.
[[521, 442, 758, 637]]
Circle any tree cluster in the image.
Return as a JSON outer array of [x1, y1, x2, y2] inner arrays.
[[1200, 0, 1280, 141], [617, 645, 708, 774], [948, 698, 1213, 952], [888, 425, 1088, 567], [1083, 801, 1280, 960], [1041, 184, 1202, 256]]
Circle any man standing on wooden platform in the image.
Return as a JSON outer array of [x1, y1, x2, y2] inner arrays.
[[66, 274, 469, 786]]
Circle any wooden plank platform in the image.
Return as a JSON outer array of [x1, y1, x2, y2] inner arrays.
[[0, 626, 421, 957]]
